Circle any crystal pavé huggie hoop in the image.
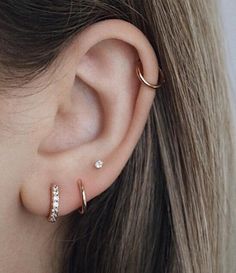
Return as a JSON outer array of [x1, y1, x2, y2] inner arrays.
[[48, 184, 60, 223], [136, 59, 165, 90]]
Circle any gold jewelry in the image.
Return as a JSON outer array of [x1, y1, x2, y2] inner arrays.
[[48, 184, 60, 223], [136, 60, 165, 89], [77, 179, 87, 214]]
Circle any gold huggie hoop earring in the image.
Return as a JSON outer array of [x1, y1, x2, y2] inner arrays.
[[77, 179, 87, 214], [136, 60, 165, 89], [48, 184, 60, 223]]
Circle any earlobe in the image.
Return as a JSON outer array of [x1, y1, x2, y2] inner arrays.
[[20, 19, 163, 221]]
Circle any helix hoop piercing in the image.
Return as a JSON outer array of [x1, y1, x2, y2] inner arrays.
[[94, 159, 104, 169], [77, 179, 87, 214], [48, 184, 60, 223], [136, 60, 165, 89]]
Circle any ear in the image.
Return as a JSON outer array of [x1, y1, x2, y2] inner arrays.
[[20, 19, 160, 218]]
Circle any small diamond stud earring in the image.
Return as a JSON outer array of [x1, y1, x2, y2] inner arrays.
[[94, 160, 104, 169]]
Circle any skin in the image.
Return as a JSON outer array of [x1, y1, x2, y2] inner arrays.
[[0, 19, 160, 272]]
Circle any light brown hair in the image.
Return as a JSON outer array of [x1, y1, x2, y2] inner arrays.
[[0, 1, 233, 272]]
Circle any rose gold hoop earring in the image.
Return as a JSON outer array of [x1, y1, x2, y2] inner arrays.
[[48, 184, 60, 223], [77, 179, 87, 214], [136, 60, 165, 90]]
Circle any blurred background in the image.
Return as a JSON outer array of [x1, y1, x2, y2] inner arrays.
[[221, 0, 236, 97], [220, 1, 236, 272]]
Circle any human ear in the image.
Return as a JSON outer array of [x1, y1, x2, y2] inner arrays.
[[20, 19, 161, 219]]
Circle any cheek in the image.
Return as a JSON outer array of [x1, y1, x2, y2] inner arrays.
[[0, 62, 73, 217], [0, 90, 58, 192]]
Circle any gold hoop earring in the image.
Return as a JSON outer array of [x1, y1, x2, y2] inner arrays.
[[48, 184, 60, 223], [77, 179, 87, 214], [136, 60, 165, 89]]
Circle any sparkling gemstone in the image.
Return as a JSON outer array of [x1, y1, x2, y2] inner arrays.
[[53, 202, 59, 208], [95, 160, 104, 169], [54, 196, 59, 201]]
